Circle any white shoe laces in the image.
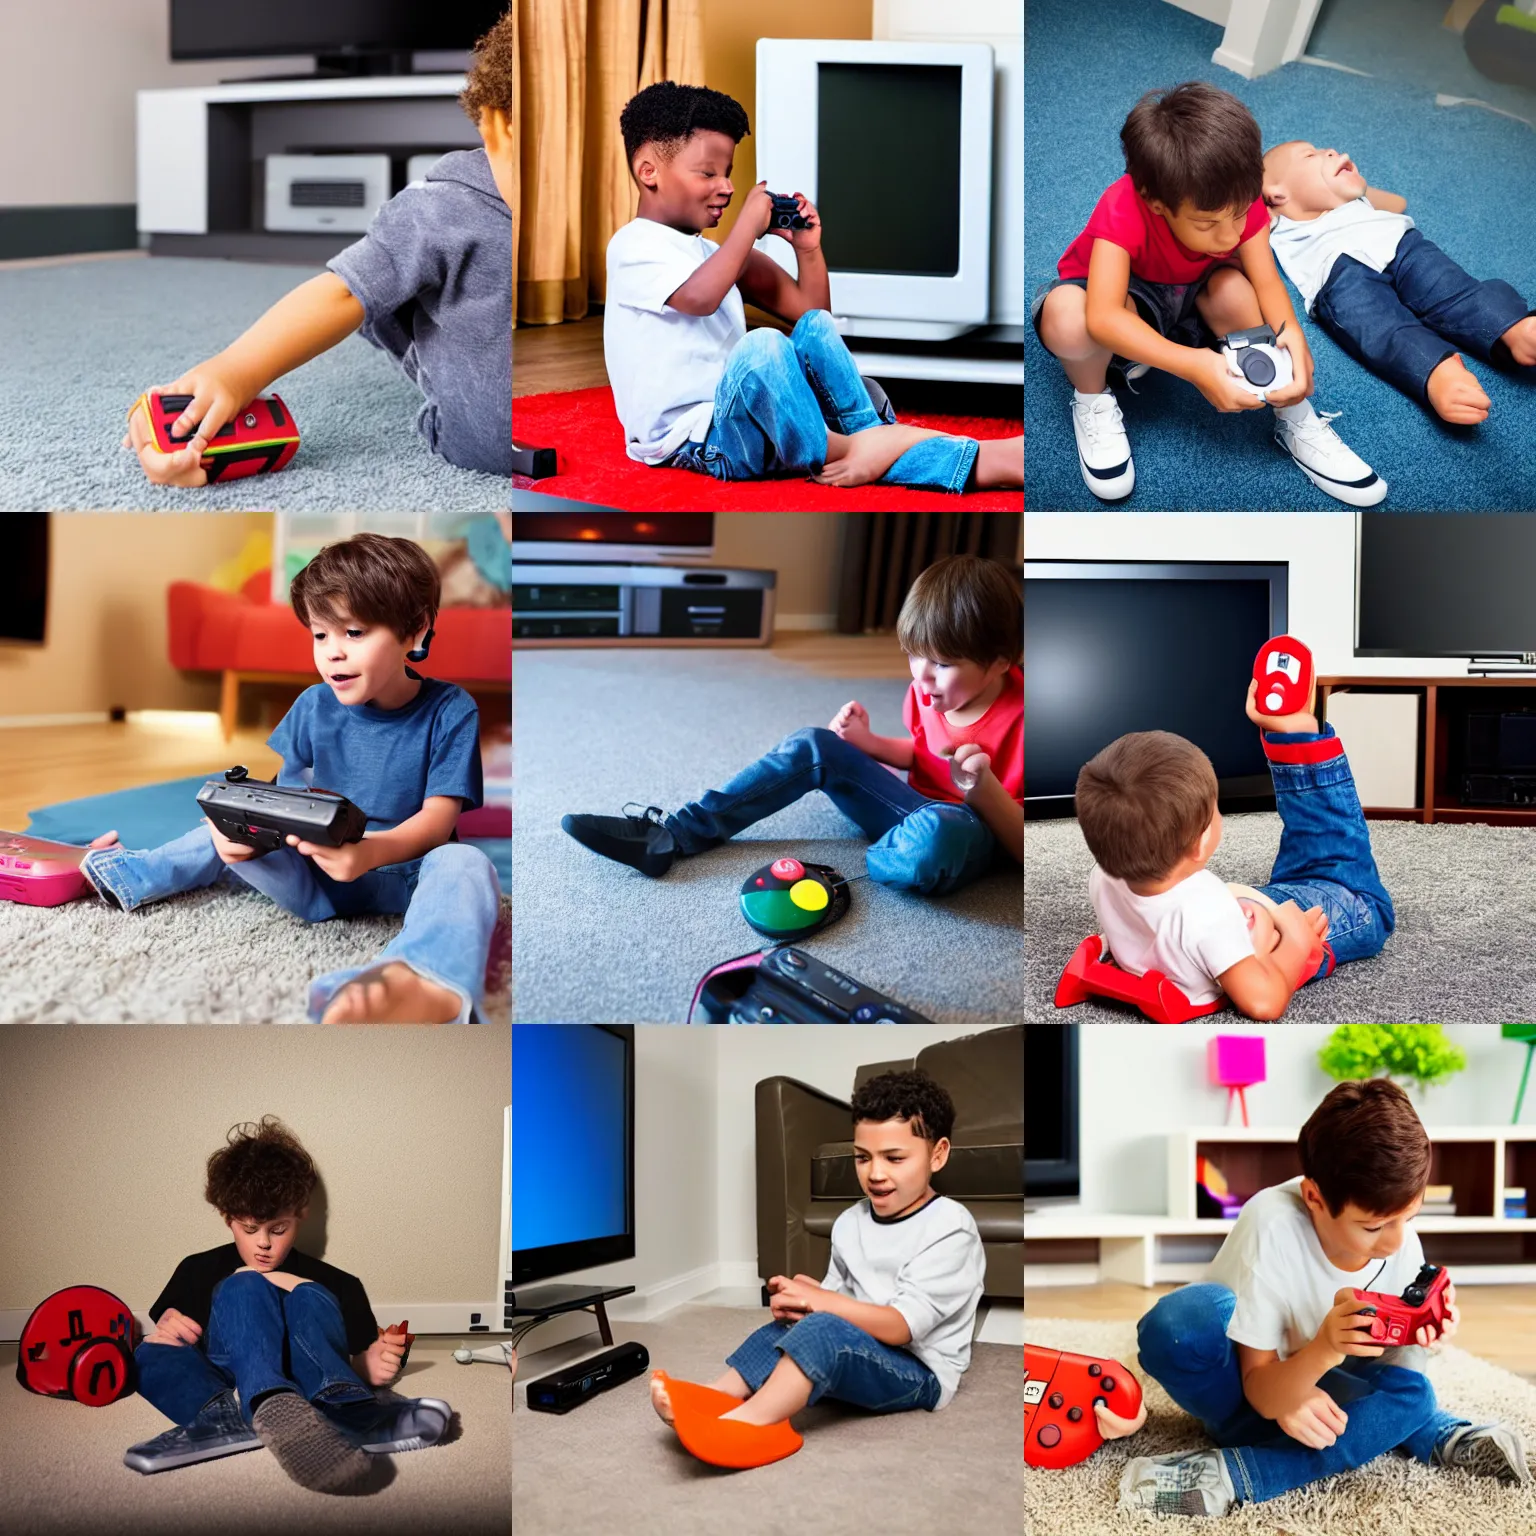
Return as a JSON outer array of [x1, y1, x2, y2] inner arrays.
[[1075, 392, 1126, 451], [1284, 406, 1344, 446]]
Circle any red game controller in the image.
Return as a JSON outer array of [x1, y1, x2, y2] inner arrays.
[[380, 1319, 416, 1370], [1025, 1343, 1143, 1468], [132, 390, 300, 481], [1252, 635, 1314, 719], [1350, 1264, 1451, 1346]]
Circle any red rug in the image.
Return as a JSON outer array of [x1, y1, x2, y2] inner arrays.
[[512, 386, 1023, 510]]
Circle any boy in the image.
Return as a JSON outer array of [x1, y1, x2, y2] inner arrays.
[[561, 554, 1022, 894], [126, 14, 513, 485], [81, 533, 500, 1024], [650, 1070, 986, 1467], [1121, 1079, 1530, 1516], [1074, 638, 1393, 1021], [126, 1117, 452, 1492], [1263, 140, 1536, 425], [603, 81, 1023, 493], [1033, 81, 1384, 506]]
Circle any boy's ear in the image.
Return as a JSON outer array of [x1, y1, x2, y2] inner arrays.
[[1263, 180, 1288, 211]]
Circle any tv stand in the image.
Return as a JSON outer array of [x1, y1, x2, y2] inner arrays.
[[845, 323, 1024, 388], [231, 52, 418, 84], [505, 1284, 636, 1347]]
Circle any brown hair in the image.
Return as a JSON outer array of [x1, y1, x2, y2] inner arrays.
[[289, 532, 440, 642], [1074, 731, 1216, 883], [460, 6, 514, 124], [896, 555, 1022, 669], [1121, 81, 1263, 214], [1299, 1080, 1431, 1218], [205, 1116, 317, 1222]]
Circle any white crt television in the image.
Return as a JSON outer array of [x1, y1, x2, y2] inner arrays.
[[755, 38, 995, 341]]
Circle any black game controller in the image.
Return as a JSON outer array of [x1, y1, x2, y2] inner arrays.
[[692, 947, 931, 1024], [767, 194, 810, 231], [197, 766, 368, 854]]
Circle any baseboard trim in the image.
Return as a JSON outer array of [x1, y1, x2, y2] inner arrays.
[[0, 206, 139, 261], [0, 713, 113, 730]]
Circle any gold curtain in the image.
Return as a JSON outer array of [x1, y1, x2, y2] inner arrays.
[[513, 0, 705, 327]]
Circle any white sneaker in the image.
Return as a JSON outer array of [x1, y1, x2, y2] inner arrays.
[[1070, 389, 1135, 500], [1273, 402, 1387, 506]]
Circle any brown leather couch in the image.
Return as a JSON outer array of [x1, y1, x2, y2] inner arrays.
[[755, 1026, 1023, 1299]]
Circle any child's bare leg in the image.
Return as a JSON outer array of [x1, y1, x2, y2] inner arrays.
[[321, 962, 462, 1024], [650, 1368, 750, 1426], [1194, 266, 1263, 334], [1037, 284, 1131, 393], [720, 1354, 814, 1426], [973, 434, 1023, 489], [1497, 314, 1536, 367], [709, 1367, 751, 1398], [812, 423, 948, 487], [1426, 354, 1491, 424]]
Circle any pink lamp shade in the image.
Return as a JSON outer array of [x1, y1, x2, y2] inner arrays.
[[1208, 1036, 1266, 1127]]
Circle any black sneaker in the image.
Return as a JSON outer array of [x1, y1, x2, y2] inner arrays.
[[561, 804, 678, 878], [123, 1389, 262, 1474]]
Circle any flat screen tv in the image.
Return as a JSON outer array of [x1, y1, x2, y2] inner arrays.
[[1, 514, 48, 644], [169, 1, 504, 65], [1024, 561, 1289, 817], [511, 513, 714, 565], [1357, 513, 1536, 660], [1025, 1024, 1079, 1206]]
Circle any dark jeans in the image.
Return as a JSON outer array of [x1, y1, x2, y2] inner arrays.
[[1313, 227, 1533, 406], [726, 1315, 941, 1413], [1137, 1284, 1465, 1504]]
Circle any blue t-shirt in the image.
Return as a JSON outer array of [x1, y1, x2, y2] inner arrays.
[[267, 675, 483, 834]]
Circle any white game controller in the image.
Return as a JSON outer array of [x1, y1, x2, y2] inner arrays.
[[1221, 324, 1293, 398]]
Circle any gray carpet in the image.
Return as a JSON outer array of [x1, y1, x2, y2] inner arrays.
[[0, 882, 511, 1024], [0, 257, 506, 511], [513, 1303, 1021, 1536], [1026, 813, 1536, 1024], [512, 649, 1024, 1025]]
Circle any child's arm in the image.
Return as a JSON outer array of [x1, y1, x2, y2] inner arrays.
[[1234, 229, 1314, 406], [771, 1274, 911, 1346], [285, 795, 462, 883], [664, 184, 777, 317], [736, 192, 831, 322], [1365, 186, 1408, 215], [830, 701, 916, 770], [1218, 901, 1326, 1021], [950, 747, 1022, 864]]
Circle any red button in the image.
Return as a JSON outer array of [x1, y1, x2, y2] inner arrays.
[[771, 858, 804, 881]]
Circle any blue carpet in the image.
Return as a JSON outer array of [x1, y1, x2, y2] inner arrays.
[[1025, 0, 1536, 509], [24, 776, 512, 888]]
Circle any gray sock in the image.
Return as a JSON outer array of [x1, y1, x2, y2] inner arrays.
[[252, 1391, 376, 1494]]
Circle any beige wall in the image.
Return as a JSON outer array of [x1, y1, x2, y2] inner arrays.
[[0, 513, 272, 718], [0, 1026, 509, 1316], [710, 512, 844, 627]]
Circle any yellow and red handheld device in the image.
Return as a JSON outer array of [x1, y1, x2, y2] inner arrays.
[[131, 390, 300, 481]]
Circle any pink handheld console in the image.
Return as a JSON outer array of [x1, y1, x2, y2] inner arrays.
[[0, 832, 90, 907], [1351, 1263, 1451, 1347], [1252, 635, 1314, 719], [1025, 1343, 1143, 1469]]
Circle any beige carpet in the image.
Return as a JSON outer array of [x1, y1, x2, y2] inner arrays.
[[0, 1342, 509, 1536], [513, 1303, 1022, 1535], [1026, 1318, 1536, 1536]]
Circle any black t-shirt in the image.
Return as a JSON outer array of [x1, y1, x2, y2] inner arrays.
[[149, 1244, 378, 1358]]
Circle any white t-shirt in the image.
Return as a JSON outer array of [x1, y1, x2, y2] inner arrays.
[[1089, 866, 1254, 1007], [1205, 1177, 1429, 1360], [823, 1195, 986, 1410], [1270, 197, 1416, 313], [603, 217, 747, 464]]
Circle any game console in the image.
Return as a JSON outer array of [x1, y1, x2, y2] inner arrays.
[[1221, 324, 1294, 397], [766, 193, 809, 230], [0, 832, 90, 907], [132, 391, 300, 481], [1252, 635, 1314, 718], [739, 858, 849, 940], [525, 1341, 649, 1413], [1351, 1263, 1451, 1346], [264, 153, 390, 233], [196, 767, 367, 854], [692, 945, 931, 1024], [1025, 1343, 1143, 1469]]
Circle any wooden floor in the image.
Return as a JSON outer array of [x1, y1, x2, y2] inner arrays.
[[513, 314, 608, 397]]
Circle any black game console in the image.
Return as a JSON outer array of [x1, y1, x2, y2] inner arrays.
[[196, 766, 368, 853], [525, 1341, 650, 1413], [693, 946, 932, 1024], [512, 439, 557, 479], [767, 193, 809, 230]]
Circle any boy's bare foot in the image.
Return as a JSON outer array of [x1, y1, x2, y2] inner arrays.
[[812, 423, 947, 487], [1426, 354, 1491, 424], [1245, 680, 1318, 737], [973, 434, 1023, 490], [650, 1372, 675, 1426], [1499, 314, 1536, 367], [321, 962, 463, 1025]]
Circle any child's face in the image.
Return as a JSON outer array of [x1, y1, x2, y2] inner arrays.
[[1301, 1179, 1422, 1271], [637, 129, 737, 234], [1146, 196, 1251, 257], [1263, 142, 1367, 220], [309, 604, 422, 706], [225, 1207, 304, 1272], [907, 652, 1011, 714], [853, 1116, 950, 1218], [478, 108, 515, 212]]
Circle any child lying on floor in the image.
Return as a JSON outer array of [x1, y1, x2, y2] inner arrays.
[[127, 1117, 451, 1490], [125, 16, 513, 485], [80, 533, 499, 1024], [603, 82, 1022, 493], [1073, 639, 1393, 1021], [1263, 141, 1536, 425], [650, 1071, 986, 1468]]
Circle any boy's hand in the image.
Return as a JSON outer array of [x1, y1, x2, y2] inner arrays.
[[830, 700, 874, 749], [360, 1329, 407, 1387], [1266, 326, 1315, 407], [1189, 349, 1269, 413], [124, 398, 213, 488], [763, 192, 822, 255], [1419, 1282, 1458, 1349], [742, 182, 776, 240], [205, 818, 262, 865], [1094, 1397, 1148, 1440], [285, 835, 378, 883], [1277, 1385, 1349, 1449], [145, 1308, 201, 1347], [1318, 1288, 1386, 1360], [946, 743, 993, 797], [156, 361, 262, 453], [767, 1273, 822, 1320], [1273, 899, 1328, 986]]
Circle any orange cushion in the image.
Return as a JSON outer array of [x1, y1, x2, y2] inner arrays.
[[656, 1372, 804, 1471]]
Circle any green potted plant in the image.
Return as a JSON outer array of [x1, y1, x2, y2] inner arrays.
[[1318, 1025, 1467, 1094]]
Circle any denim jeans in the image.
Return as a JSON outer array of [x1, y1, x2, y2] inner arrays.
[[1313, 228, 1533, 406], [134, 1274, 377, 1429], [664, 726, 1003, 896], [726, 1315, 941, 1413], [83, 825, 501, 1022], [1254, 726, 1395, 977], [665, 309, 981, 493], [1137, 1283, 1465, 1504]]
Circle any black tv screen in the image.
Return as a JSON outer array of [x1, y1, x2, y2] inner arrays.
[[1357, 513, 1536, 658], [170, 1, 506, 59], [1, 515, 48, 643], [1025, 1024, 1079, 1204]]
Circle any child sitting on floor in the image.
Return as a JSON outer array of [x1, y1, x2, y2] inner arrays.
[[602, 81, 1022, 493], [650, 1071, 986, 1468], [1074, 638, 1393, 1020]]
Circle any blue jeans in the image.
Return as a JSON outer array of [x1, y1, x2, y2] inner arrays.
[[83, 825, 501, 1022], [1313, 228, 1533, 407], [133, 1275, 376, 1429], [726, 1315, 941, 1413], [664, 726, 1003, 896], [1137, 1284, 1465, 1504], [665, 309, 981, 493], [1255, 726, 1395, 978]]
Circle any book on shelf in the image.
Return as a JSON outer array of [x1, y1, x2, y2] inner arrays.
[[1423, 1184, 1454, 1204], [1420, 1202, 1456, 1217], [1505, 1185, 1527, 1219]]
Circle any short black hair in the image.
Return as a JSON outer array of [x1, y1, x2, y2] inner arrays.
[[850, 1070, 956, 1145], [619, 81, 750, 181]]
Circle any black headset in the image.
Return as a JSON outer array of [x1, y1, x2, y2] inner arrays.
[[406, 626, 436, 664]]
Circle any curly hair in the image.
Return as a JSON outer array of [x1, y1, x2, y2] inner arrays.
[[460, 7, 515, 124], [619, 82, 751, 178], [288, 532, 440, 643], [849, 1070, 956, 1145], [205, 1117, 318, 1222]]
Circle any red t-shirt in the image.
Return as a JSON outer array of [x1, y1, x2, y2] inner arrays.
[[904, 665, 1023, 807], [1058, 175, 1269, 284]]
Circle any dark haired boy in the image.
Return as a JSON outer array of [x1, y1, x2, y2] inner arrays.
[[126, 13, 514, 485], [562, 554, 1021, 894], [81, 532, 499, 1024], [126, 1118, 452, 1491], [603, 81, 1022, 493], [1121, 1080, 1529, 1516], [650, 1071, 986, 1466], [1033, 80, 1382, 506]]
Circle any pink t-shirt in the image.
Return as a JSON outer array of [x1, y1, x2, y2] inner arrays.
[[1058, 175, 1269, 285], [903, 666, 1023, 807]]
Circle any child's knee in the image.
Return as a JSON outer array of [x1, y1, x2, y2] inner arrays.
[[424, 841, 496, 884], [1040, 284, 1090, 347], [736, 327, 795, 375], [212, 1269, 271, 1314], [1137, 1284, 1233, 1372], [790, 308, 837, 346], [868, 803, 987, 894]]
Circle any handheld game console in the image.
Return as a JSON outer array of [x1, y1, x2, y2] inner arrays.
[[692, 946, 931, 1024], [1025, 1343, 1143, 1469], [767, 193, 810, 230], [739, 858, 850, 941], [0, 832, 91, 907], [1351, 1263, 1451, 1346], [1221, 325, 1294, 398], [1252, 635, 1314, 719], [196, 767, 367, 854], [131, 390, 300, 481]]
